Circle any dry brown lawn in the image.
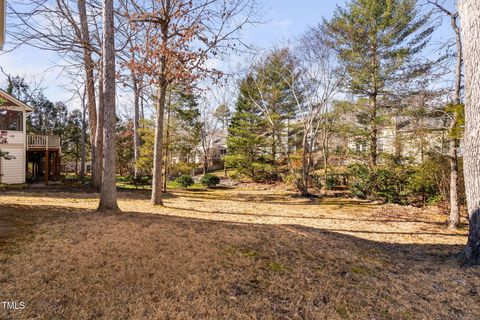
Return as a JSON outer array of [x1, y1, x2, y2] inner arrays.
[[0, 186, 479, 319]]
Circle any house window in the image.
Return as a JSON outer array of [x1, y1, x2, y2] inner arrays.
[[86, 165, 91, 172], [0, 109, 23, 131]]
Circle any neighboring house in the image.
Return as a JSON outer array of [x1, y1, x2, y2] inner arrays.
[[63, 160, 92, 174], [171, 130, 228, 171], [0, 90, 61, 185], [346, 115, 450, 163]]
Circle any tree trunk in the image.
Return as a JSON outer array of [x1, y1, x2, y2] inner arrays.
[[77, 0, 98, 186], [300, 131, 310, 196], [94, 67, 105, 189], [272, 132, 276, 161], [370, 95, 378, 166], [449, 137, 460, 229], [80, 89, 87, 180], [163, 88, 172, 192], [98, 0, 119, 212], [151, 81, 167, 205], [322, 129, 330, 183], [459, 0, 480, 265], [203, 153, 208, 175], [133, 73, 141, 179], [448, 12, 463, 229]]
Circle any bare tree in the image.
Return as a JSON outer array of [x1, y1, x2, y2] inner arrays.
[[8, 0, 106, 187], [248, 46, 343, 196], [199, 99, 223, 175], [428, 0, 463, 229], [128, 0, 259, 205], [98, 0, 120, 212]]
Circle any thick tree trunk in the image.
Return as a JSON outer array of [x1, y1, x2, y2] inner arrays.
[[151, 81, 167, 205], [98, 0, 119, 212], [459, 0, 480, 265], [448, 136, 460, 229], [77, 0, 98, 186]]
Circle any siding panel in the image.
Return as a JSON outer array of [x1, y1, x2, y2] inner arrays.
[[1, 147, 25, 184]]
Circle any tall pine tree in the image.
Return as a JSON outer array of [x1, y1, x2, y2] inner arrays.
[[324, 0, 434, 165], [226, 75, 270, 179]]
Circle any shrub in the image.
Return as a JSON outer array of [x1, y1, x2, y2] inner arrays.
[[169, 162, 196, 177], [405, 155, 450, 206], [346, 154, 455, 207], [347, 162, 412, 204], [325, 174, 340, 190], [176, 175, 194, 189], [251, 162, 279, 183], [347, 163, 371, 199], [201, 174, 220, 188]]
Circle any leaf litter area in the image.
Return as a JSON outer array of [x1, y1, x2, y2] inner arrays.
[[0, 187, 479, 319]]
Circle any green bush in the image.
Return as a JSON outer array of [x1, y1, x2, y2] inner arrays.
[[176, 175, 194, 189], [325, 174, 340, 190], [201, 174, 221, 188], [251, 162, 279, 183], [169, 162, 196, 177], [347, 162, 412, 204], [347, 163, 372, 199], [405, 155, 449, 205], [346, 155, 451, 207]]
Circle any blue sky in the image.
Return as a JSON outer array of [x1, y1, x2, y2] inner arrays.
[[0, 0, 455, 108]]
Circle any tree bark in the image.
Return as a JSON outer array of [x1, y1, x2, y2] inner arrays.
[[300, 129, 311, 196], [80, 88, 87, 180], [449, 136, 460, 229], [459, 0, 480, 265], [448, 11, 463, 229], [150, 0, 171, 206], [94, 66, 105, 189], [133, 73, 141, 179], [151, 81, 167, 205], [370, 95, 378, 166], [163, 88, 172, 192], [98, 0, 119, 212], [77, 0, 99, 187]]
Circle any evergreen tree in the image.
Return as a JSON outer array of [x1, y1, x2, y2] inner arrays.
[[62, 109, 84, 173], [324, 0, 434, 165], [226, 75, 270, 179], [170, 88, 202, 163], [252, 49, 298, 161], [28, 92, 68, 134]]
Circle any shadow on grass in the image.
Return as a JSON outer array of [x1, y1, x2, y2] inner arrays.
[[0, 202, 466, 264], [2, 186, 375, 208]]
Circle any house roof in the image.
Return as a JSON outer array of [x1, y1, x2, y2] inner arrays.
[[0, 89, 34, 112]]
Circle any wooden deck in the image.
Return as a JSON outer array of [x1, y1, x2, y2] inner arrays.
[[27, 134, 61, 151], [26, 134, 61, 185]]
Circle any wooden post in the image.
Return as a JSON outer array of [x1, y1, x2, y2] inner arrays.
[[57, 152, 61, 179], [45, 150, 49, 185], [25, 152, 28, 183]]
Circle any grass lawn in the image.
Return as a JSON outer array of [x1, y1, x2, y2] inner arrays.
[[0, 187, 479, 319]]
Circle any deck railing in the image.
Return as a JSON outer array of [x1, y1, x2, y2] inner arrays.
[[27, 134, 61, 150]]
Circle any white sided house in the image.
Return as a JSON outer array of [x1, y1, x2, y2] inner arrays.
[[0, 90, 61, 185]]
